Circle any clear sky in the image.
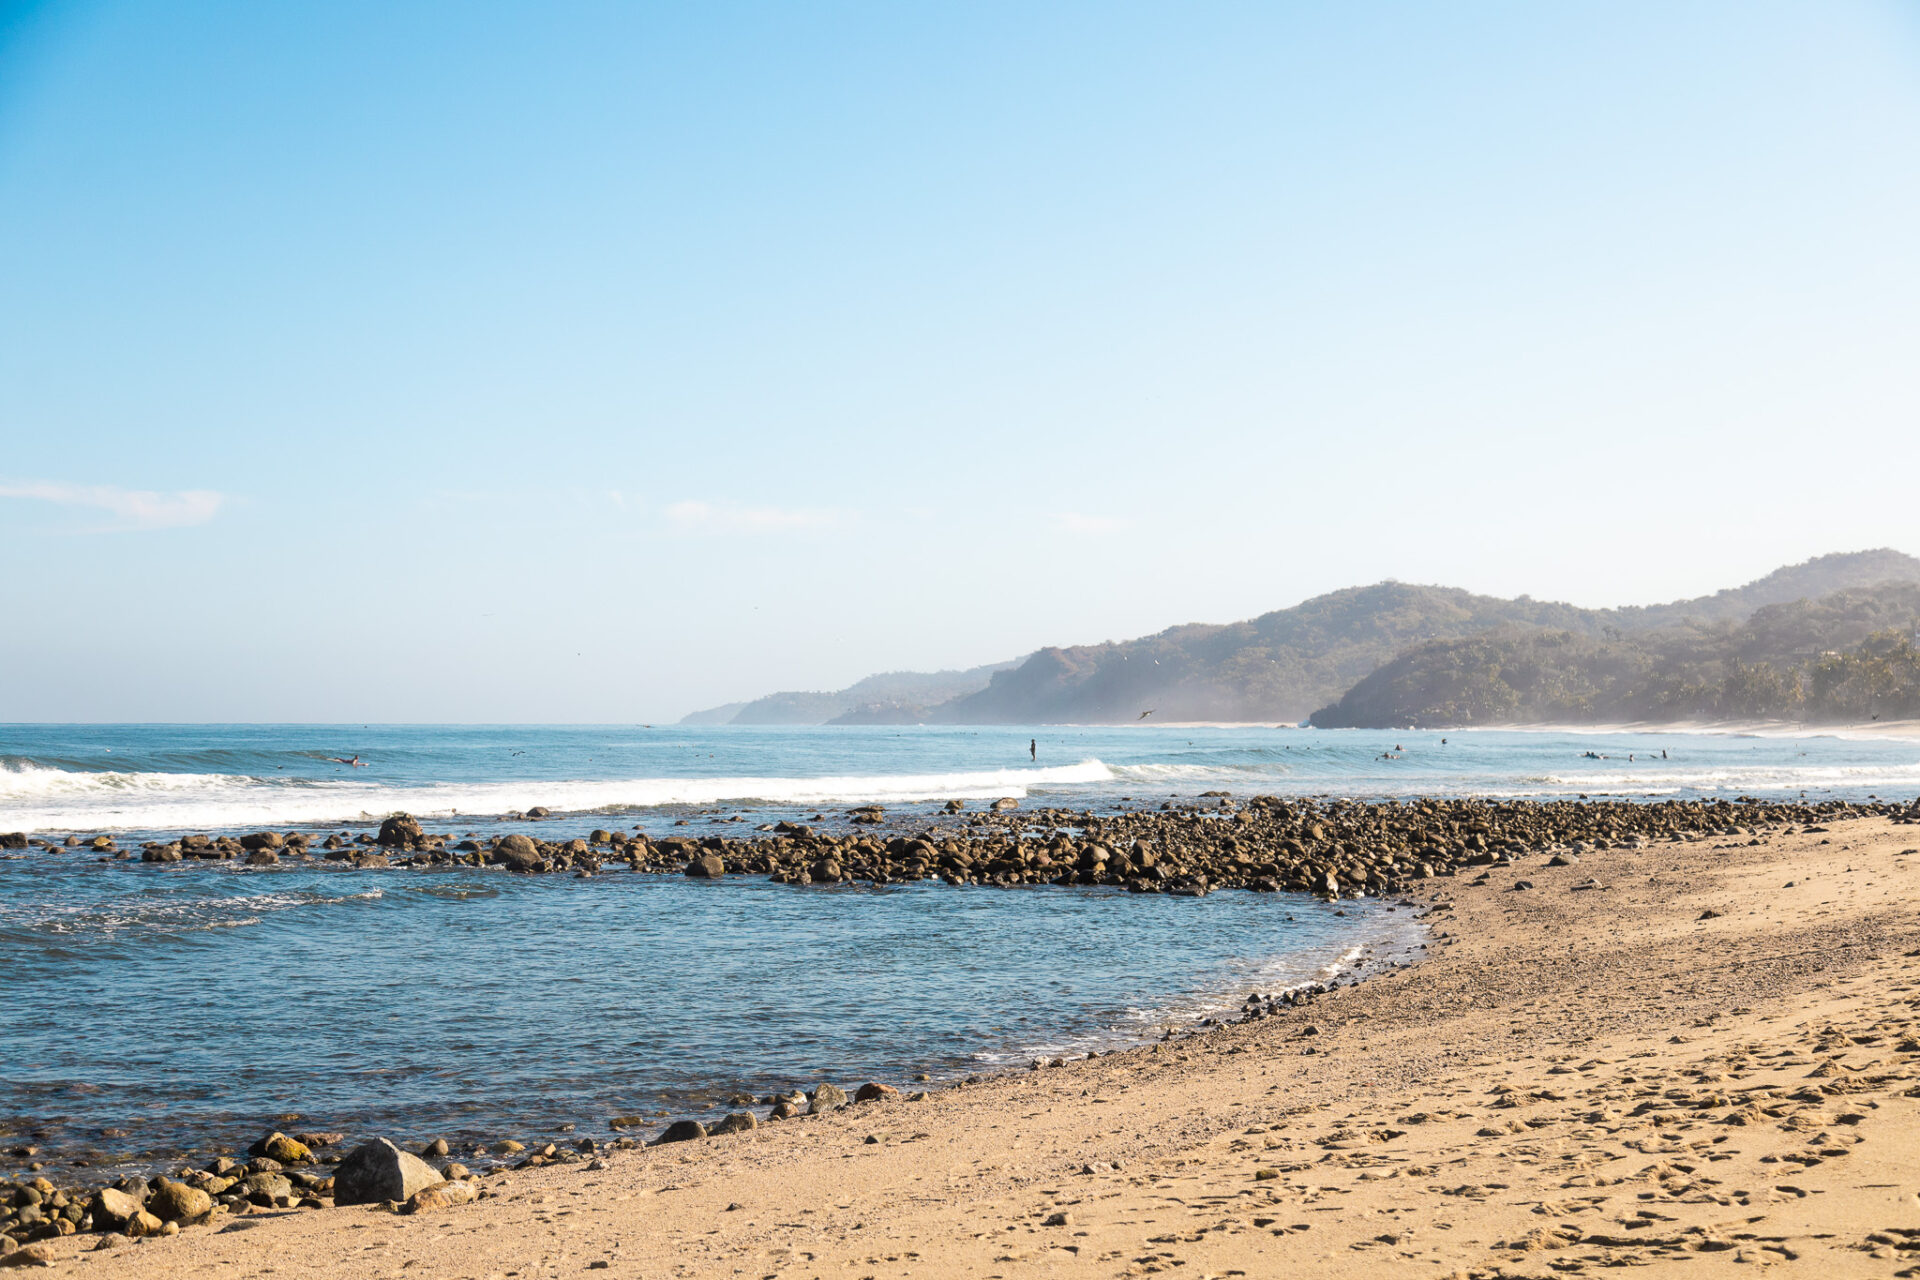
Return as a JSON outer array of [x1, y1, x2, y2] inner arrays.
[[2, 1, 1918, 722]]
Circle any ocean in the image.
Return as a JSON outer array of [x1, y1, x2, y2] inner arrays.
[[3, 722, 1914, 1175]]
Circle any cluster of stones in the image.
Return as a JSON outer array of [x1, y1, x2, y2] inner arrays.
[[9, 794, 1914, 901], [0, 1079, 915, 1260], [0, 1131, 464, 1260]]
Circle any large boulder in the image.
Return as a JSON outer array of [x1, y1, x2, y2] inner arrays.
[[808, 1083, 849, 1114], [685, 853, 725, 878], [147, 1178, 212, 1223], [378, 815, 424, 848], [87, 1188, 142, 1229], [655, 1120, 706, 1144], [332, 1138, 445, 1206], [490, 834, 545, 873]]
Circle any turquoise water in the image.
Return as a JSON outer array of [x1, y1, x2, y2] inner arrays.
[[3, 723, 1915, 838], [2, 723, 1913, 1174]]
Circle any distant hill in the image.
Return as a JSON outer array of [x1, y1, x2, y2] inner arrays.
[[679, 661, 1022, 726], [928, 583, 1607, 724], [930, 552, 1920, 724], [676, 549, 1920, 726], [1310, 581, 1920, 728], [678, 701, 749, 726], [1613, 548, 1920, 629]]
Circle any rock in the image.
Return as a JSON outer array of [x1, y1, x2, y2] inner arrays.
[[378, 815, 424, 847], [1513, 879, 1535, 891], [1043, 1211, 1072, 1227], [710, 1112, 757, 1135], [685, 853, 725, 878], [237, 1172, 293, 1206], [1548, 852, 1578, 866], [853, 1082, 899, 1103], [148, 1178, 212, 1223], [245, 849, 280, 866], [332, 1138, 446, 1206], [401, 1180, 478, 1214], [88, 1187, 142, 1228], [491, 1139, 526, 1154], [419, 1138, 449, 1158], [490, 834, 545, 872], [808, 1083, 849, 1114], [142, 845, 183, 863], [526, 806, 552, 818], [0, 833, 26, 850], [0, 1244, 52, 1268], [991, 797, 1019, 811], [655, 1120, 707, 1144]]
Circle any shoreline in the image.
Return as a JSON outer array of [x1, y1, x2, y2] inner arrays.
[[9, 796, 1920, 1274]]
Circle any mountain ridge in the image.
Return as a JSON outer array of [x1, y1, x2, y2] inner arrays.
[[679, 550, 1920, 726]]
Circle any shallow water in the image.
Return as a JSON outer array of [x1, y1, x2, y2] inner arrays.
[[0, 856, 1416, 1172]]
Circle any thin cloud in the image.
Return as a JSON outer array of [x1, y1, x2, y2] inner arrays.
[[665, 500, 851, 535], [0, 479, 226, 531], [1053, 512, 1130, 535]]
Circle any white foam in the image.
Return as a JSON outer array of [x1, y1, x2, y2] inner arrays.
[[0, 760, 1117, 834]]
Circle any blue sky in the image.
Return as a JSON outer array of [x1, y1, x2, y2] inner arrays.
[[3, 1, 1918, 721]]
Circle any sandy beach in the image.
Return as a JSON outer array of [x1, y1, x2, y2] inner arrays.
[[12, 813, 1912, 1278]]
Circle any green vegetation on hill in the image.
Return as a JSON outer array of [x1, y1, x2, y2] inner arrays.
[[1310, 582, 1920, 728], [931, 582, 1606, 724], [675, 550, 1920, 726], [933, 551, 1920, 724]]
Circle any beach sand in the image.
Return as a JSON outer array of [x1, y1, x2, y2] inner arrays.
[[41, 818, 1920, 1278]]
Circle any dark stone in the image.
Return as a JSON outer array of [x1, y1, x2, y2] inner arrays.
[[332, 1138, 445, 1206], [655, 1120, 706, 1144], [686, 853, 725, 878], [490, 834, 545, 872], [378, 815, 424, 848]]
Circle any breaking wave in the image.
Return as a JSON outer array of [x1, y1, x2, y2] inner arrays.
[[0, 759, 1118, 834]]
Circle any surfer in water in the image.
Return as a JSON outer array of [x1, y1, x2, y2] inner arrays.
[[326, 754, 368, 767], [1029, 739, 1036, 762]]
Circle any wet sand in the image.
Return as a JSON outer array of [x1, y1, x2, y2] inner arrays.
[[39, 816, 1920, 1278]]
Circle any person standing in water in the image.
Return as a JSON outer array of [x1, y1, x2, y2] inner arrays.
[[1030, 739, 1036, 762]]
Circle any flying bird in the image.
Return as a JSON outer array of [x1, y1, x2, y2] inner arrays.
[[1138, 709, 1155, 720]]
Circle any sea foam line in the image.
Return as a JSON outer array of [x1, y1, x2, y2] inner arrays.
[[0, 761, 1117, 833]]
